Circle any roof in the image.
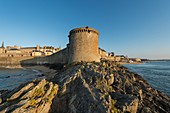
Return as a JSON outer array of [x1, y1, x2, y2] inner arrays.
[[46, 50, 53, 52], [99, 48, 106, 52], [21, 47, 36, 49], [8, 48, 20, 51], [43, 46, 54, 49], [32, 50, 43, 52]]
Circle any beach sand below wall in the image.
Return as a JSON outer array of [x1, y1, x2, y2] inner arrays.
[[25, 66, 57, 80]]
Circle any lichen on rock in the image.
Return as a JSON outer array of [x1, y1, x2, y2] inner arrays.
[[0, 79, 58, 113]]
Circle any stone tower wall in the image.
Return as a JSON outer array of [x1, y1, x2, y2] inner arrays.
[[68, 27, 100, 63]]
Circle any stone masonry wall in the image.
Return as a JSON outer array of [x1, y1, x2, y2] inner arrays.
[[0, 48, 68, 67], [20, 48, 68, 65], [0, 56, 34, 67], [68, 27, 100, 63]]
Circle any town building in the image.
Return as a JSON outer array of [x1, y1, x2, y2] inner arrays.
[[0, 42, 5, 53], [0, 42, 61, 57]]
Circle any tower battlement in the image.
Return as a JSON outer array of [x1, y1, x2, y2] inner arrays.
[[68, 27, 99, 37]]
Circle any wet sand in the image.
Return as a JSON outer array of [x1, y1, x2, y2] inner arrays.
[[25, 66, 57, 80]]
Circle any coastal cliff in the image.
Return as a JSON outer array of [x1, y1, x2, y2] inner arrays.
[[0, 61, 170, 113]]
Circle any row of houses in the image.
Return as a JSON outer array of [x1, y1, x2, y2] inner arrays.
[[99, 48, 141, 63], [0, 42, 61, 57]]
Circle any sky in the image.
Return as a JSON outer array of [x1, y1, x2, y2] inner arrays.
[[0, 0, 170, 59]]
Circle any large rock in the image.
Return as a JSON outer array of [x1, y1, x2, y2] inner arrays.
[[0, 79, 58, 113], [50, 62, 120, 113], [111, 92, 138, 113], [50, 61, 170, 113]]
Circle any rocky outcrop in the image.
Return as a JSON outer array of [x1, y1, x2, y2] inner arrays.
[[0, 79, 58, 113], [50, 61, 170, 113], [0, 61, 170, 113]]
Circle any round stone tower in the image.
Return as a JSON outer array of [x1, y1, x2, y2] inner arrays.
[[68, 27, 100, 63]]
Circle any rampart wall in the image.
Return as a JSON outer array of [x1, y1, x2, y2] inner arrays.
[[20, 48, 68, 66], [0, 48, 68, 67], [0, 56, 34, 67]]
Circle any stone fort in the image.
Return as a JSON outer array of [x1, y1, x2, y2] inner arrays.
[[0, 27, 110, 66], [0, 27, 140, 66], [21, 26, 108, 65]]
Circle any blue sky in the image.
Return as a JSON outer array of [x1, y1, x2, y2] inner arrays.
[[0, 0, 170, 59]]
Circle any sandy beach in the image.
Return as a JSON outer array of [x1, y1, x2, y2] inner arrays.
[[25, 66, 57, 80]]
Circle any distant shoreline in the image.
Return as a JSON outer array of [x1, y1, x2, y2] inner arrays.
[[119, 61, 143, 65], [148, 59, 170, 61]]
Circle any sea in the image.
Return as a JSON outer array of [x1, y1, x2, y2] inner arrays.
[[0, 68, 42, 91], [124, 61, 170, 96]]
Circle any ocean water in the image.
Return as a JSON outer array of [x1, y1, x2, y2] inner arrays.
[[124, 61, 170, 96], [0, 68, 41, 90]]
